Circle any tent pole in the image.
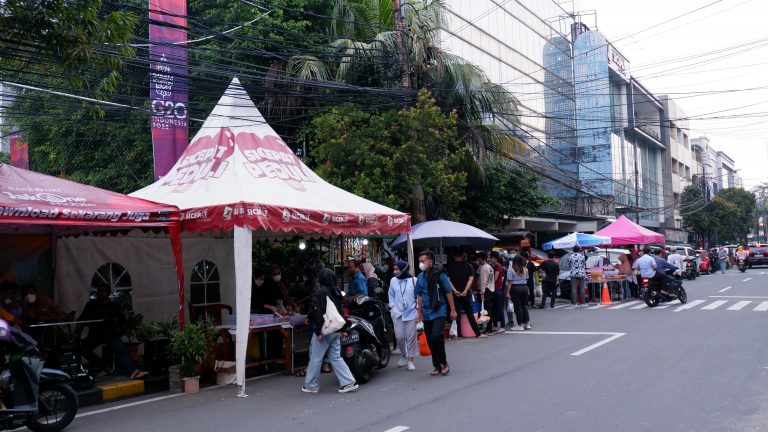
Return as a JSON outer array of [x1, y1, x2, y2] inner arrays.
[[234, 226, 253, 398], [169, 224, 185, 329]]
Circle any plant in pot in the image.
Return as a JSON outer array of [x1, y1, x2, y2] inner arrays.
[[169, 319, 216, 394], [120, 306, 145, 363]]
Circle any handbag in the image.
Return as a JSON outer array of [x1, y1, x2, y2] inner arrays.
[[418, 331, 431, 356], [321, 296, 345, 335]]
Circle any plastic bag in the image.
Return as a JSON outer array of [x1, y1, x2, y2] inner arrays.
[[419, 332, 431, 356], [556, 286, 561, 297], [507, 300, 514, 313], [449, 320, 458, 339], [534, 284, 543, 298]]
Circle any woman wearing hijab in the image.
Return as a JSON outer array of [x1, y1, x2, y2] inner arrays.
[[361, 262, 384, 301], [388, 260, 418, 371], [302, 268, 358, 394]]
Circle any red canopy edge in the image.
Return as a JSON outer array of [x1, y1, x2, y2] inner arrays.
[[178, 203, 411, 236]]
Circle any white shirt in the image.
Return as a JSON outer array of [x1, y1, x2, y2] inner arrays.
[[633, 254, 658, 278], [667, 253, 684, 269], [478, 263, 495, 293]]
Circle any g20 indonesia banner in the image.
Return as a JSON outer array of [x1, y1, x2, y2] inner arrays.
[[149, 0, 189, 179]]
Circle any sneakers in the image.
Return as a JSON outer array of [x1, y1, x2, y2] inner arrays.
[[338, 383, 359, 393], [407, 361, 415, 371], [398, 356, 407, 368], [510, 325, 525, 331], [524, 323, 532, 330], [301, 386, 318, 393]]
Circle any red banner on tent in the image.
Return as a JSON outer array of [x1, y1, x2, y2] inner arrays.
[[9, 133, 28, 170], [149, 0, 189, 180]]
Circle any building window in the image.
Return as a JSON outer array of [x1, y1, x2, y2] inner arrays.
[[91, 262, 133, 309], [190, 260, 221, 306]]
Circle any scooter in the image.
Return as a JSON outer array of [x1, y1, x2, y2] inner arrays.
[[340, 296, 391, 384], [738, 257, 747, 273], [682, 258, 697, 280], [640, 269, 688, 308], [0, 320, 78, 432]]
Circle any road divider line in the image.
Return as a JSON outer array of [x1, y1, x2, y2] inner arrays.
[[674, 299, 706, 312], [654, 305, 670, 309], [718, 286, 732, 293], [570, 333, 626, 357], [586, 304, 607, 310], [743, 278, 752, 282], [630, 303, 647, 309], [608, 301, 641, 309], [727, 301, 751, 311], [754, 301, 768, 311], [702, 300, 728, 310], [383, 427, 410, 432], [505, 331, 626, 356], [710, 295, 768, 299]]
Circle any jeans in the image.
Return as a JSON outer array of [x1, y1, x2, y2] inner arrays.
[[453, 294, 480, 337], [304, 332, 355, 391], [511, 284, 529, 326], [623, 281, 632, 300], [392, 316, 418, 358], [423, 317, 447, 370], [493, 289, 506, 328], [540, 280, 557, 308], [719, 260, 727, 273], [81, 330, 138, 374], [571, 277, 586, 305]]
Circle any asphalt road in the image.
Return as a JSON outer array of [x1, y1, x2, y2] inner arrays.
[[66, 267, 768, 432]]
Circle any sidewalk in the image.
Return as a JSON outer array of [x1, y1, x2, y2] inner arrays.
[[77, 374, 169, 407]]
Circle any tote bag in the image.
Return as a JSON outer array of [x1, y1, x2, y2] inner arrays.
[[321, 296, 346, 335]]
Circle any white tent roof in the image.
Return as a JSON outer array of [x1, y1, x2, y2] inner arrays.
[[131, 77, 410, 236]]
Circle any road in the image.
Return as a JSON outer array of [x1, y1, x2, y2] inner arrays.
[[67, 268, 768, 432]]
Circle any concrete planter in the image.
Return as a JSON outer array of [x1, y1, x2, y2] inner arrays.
[[183, 376, 200, 394], [168, 365, 183, 393]]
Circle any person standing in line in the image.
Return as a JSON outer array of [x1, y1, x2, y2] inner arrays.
[[346, 259, 368, 297], [568, 246, 587, 308], [616, 252, 635, 300], [490, 251, 507, 331], [522, 251, 537, 307], [302, 268, 358, 394], [718, 247, 728, 274], [475, 252, 495, 333], [416, 250, 457, 376], [388, 260, 418, 371], [506, 255, 530, 331], [361, 262, 384, 301], [538, 251, 560, 309], [446, 251, 482, 338]]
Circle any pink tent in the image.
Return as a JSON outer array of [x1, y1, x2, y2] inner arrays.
[[594, 215, 665, 245]]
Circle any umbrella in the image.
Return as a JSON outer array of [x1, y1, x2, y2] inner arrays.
[[390, 220, 499, 250], [541, 232, 611, 250]]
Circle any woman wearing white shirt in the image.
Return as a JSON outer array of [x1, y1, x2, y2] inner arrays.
[[388, 259, 418, 371]]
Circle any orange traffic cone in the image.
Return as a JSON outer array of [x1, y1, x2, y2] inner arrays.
[[600, 280, 612, 305]]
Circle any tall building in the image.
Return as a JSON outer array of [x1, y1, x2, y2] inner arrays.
[[660, 97, 691, 242]]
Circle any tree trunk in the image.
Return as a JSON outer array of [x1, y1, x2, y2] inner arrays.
[[411, 185, 426, 223]]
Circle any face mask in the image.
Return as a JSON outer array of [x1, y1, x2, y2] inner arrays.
[[272, 275, 282, 283], [419, 263, 428, 272], [254, 279, 264, 287], [393, 270, 402, 277], [24, 294, 35, 304]]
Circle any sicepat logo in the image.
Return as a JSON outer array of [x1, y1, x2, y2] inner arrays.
[[223, 206, 233, 221]]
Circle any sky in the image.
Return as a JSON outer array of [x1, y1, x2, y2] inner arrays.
[[579, 0, 768, 190]]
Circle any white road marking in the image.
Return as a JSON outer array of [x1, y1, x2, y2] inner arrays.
[[630, 303, 648, 309], [718, 286, 732, 293], [586, 304, 608, 309], [702, 300, 728, 310], [674, 299, 706, 312], [383, 427, 410, 432], [504, 331, 626, 356], [608, 301, 642, 309], [743, 278, 752, 282], [654, 305, 670, 309], [760, 272, 765, 275], [754, 301, 768, 311], [727, 301, 751, 311], [709, 295, 768, 299]]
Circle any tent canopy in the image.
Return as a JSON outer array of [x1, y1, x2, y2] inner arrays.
[[594, 215, 665, 246], [391, 219, 498, 250], [130, 77, 410, 396], [541, 232, 610, 250]]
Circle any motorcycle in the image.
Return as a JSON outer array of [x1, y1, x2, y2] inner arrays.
[[738, 257, 747, 273], [340, 296, 392, 384], [0, 320, 78, 432], [682, 258, 697, 280], [640, 269, 688, 308]]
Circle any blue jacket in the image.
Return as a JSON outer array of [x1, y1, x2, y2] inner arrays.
[[347, 271, 368, 296], [654, 257, 678, 273]]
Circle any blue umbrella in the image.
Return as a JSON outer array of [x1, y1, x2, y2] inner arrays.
[[541, 232, 611, 250], [390, 220, 499, 250]]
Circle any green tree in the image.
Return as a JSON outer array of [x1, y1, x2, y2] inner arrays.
[[307, 90, 466, 219], [460, 160, 560, 229], [712, 188, 756, 244], [681, 185, 712, 242]]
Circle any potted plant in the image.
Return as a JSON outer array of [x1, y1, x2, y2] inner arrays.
[[169, 319, 215, 394], [120, 306, 145, 363]]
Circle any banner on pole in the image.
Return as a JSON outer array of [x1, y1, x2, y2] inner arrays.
[[9, 132, 29, 170], [149, 0, 189, 179]]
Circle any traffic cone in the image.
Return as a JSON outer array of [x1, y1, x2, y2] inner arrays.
[[600, 280, 612, 305]]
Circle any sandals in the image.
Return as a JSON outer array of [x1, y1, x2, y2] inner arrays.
[[430, 369, 441, 376], [440, 365, 450, 376], [130, 370, 149, 379], [293, 368, 307, 377]]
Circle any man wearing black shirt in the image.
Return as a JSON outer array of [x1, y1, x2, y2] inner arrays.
[[446, 251, 481, 337], [538, 252, 560, 309]]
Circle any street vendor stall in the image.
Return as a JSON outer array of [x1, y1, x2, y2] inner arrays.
[[130, 77, 411, 397], [0, 163, 185, 323], [594, 216, 665, 245]]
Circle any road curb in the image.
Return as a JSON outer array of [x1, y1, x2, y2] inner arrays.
[[78, 375, 169, 407]]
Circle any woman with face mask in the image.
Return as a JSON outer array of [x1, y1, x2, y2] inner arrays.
[[388, 260, 418, 371], [257, 265, 299, 315]]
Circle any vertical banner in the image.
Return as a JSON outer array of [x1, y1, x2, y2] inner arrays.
[[9, 132, 29, 170], [149, 0, 189, 179]]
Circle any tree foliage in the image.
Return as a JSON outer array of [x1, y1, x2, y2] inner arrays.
[[460, 160, 560, 229], [307, 90, 466, 219], [682, 185, 756, 245]]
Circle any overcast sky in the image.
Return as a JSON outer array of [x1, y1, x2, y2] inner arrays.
[[579, 0, 767, 189]]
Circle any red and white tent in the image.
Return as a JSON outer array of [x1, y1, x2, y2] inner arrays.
[[132, 78, 411, 395], [0, 163, 185, 322]]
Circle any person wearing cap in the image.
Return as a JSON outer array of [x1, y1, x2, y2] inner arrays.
[[388, 260, 418, 371]]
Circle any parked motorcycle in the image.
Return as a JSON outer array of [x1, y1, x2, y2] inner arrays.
[[682, 258, 697, 280], [340, 296, 391, 384], [641, 269, 688, 308], [738, 257, 747, 273], [0, 320, 78, 432]]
